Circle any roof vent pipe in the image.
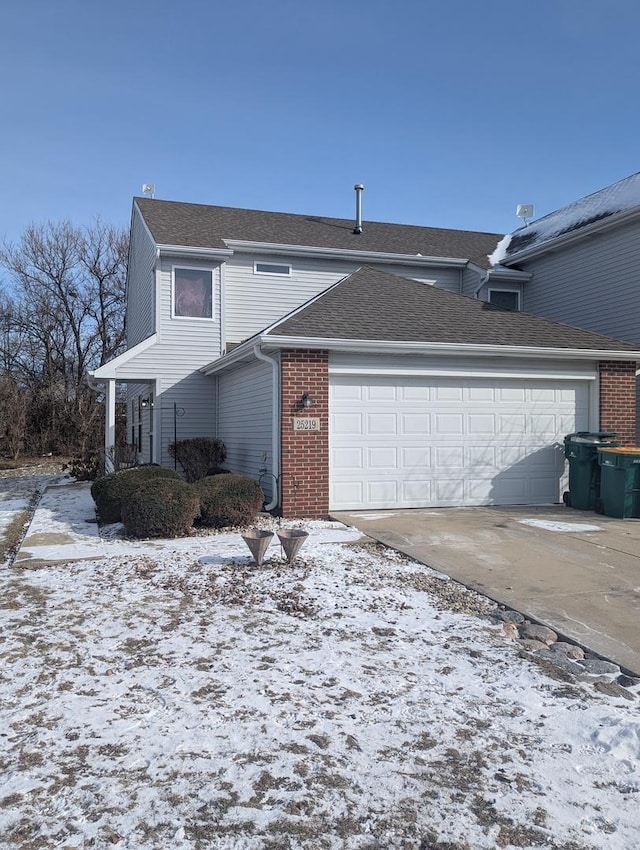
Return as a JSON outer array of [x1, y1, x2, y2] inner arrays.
[[353, 183, 364, 234]]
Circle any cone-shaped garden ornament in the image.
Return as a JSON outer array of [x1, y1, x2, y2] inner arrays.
[[241, 529, 274, 566], [277, 529, 309, 564]]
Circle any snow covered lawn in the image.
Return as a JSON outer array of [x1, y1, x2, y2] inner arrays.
[[2, 515, 640, 848]]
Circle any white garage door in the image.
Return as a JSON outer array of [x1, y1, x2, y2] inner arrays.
[[329, 375, 590, 510]]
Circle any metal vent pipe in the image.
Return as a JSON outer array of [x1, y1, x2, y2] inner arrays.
[[353, 183, 364, 234]]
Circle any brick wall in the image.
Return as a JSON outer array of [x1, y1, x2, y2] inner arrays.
[[280, 349, 329, 518], [599, 360, 637, 446]]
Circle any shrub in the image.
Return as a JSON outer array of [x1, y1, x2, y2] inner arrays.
[[168, 437, 227, 483], [122, 478, 200, 539], [91, 465, 181, 523], [192, 473, 264, 528], [69, 451, 101, 481]]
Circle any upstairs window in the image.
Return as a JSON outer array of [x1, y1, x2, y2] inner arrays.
[[254, 262, 291, 276], [173, 267, 213, 318], [488, 289, 520, 311]]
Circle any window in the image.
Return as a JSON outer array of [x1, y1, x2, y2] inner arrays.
[[173, 267, 213, 318], [488, 289, 520, 311], [254, 262, 291, 276]]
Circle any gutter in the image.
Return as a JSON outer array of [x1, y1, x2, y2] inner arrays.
[[201, 333, 640, 376], [501, 205, 640, 266], [252, 344, 280, 511], [156, 243, 233, 260], [222, 240, 471, 268], [257, 335, 640, 363]]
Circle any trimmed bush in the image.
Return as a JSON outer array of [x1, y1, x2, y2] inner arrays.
[[169, 437, 227, 483], [91, 465, 181, 523], [192, 473, 264, 528], [122, 478, 200, 539]]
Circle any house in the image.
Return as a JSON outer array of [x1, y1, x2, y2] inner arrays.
[[91, 190, 640, 517]]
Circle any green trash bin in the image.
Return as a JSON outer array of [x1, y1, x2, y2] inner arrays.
[[563, 432, 619, 511], [596, 447, 640, 518]]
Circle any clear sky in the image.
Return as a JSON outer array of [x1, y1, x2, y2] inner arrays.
[[1, 0, 639, 244]]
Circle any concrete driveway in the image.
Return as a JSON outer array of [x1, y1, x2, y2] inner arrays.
[[331, 505, 640, 676]]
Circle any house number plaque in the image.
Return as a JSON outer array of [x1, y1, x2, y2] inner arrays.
[[292, 417, 321, 432]]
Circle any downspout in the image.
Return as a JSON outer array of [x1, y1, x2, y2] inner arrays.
[[473, 269, 490, 298], [253, 344, 280, 511]]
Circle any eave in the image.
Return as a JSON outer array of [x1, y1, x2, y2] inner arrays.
[[222, 240, 472, 268], [157, 243, 233, 260], [501, 205, 640, 266], [200, 333, 640, 375]]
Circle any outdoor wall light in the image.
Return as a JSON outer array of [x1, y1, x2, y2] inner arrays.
[[301, 393, 314, 409], [141, 397, 153, 409]]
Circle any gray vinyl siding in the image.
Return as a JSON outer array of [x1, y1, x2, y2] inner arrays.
[[126, 206, 157, 347], [519, 220, 640, 345], [159, 372, 215, 468], [461, 265, 483, 297], [217, 359, 274, 501], [223, 253, 462, 344]]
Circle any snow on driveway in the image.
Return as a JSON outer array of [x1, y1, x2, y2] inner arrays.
[[1, 479, 640, 848]]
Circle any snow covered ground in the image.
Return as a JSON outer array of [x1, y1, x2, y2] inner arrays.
[[1, 474, 640, 849]]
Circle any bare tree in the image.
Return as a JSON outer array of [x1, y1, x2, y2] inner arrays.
[[0, 219, 128, 457]]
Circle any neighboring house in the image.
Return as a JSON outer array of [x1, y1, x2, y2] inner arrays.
[[487, 171, 640, 440], [91, 191, 640, 517]]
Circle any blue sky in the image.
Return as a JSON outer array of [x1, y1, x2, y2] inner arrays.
[[1, 0, 639, 244]]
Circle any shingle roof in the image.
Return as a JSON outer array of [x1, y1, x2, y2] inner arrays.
[[495, 171, 640, 263], [135, 197, 501, 269], [268, 267, 639, 351]]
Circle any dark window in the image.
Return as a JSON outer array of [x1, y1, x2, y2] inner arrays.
[[489, 290, 519, 310], [255, 262, 291, 275]]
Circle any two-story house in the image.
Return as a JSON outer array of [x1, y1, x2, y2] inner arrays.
[[91, 189, 640, 517], [487, 170, 640, 439]]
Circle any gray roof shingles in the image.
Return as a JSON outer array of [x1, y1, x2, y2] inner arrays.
[[135, 197, 501, 269], [268, 267, 638, 352]]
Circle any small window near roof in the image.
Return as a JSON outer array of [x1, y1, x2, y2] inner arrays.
[[254, 262, 291, 276], [173, 267, 213, 319], [488, 289, 520, 311]]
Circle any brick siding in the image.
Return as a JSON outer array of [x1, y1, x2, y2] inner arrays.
[[599, 360, 637, 446], [280, 349, 329, 518]]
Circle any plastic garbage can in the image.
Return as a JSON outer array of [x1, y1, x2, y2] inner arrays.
[[596, 447, 640, 518], [563, 432, 619, 511]]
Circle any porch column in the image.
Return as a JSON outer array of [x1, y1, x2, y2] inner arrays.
[[105, 379, 116, 472]]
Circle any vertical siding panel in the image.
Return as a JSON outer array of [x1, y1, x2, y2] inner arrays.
[[126, 207, 156, 346], [217, 360, 274, 500]]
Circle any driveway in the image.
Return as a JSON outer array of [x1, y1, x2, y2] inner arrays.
[[332, 505, 640, 676]]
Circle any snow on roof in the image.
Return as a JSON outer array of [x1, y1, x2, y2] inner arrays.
[[489, 171, 640, 266]]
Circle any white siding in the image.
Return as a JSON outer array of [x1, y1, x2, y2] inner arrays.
[[159, 372, 215, 468], [113, 257, 223, 465], [126, 206, 157, 347], [329, 351, 599, 381], [520, 220, 640, 344], [224, 253, 462, 344], [217, 359, 274, 501]]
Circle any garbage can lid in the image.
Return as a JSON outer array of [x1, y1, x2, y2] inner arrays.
[[566, 431, 618, 444]]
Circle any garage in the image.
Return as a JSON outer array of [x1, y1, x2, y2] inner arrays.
[[206, 266, 639, 518], [329, 372, 592, 510]]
